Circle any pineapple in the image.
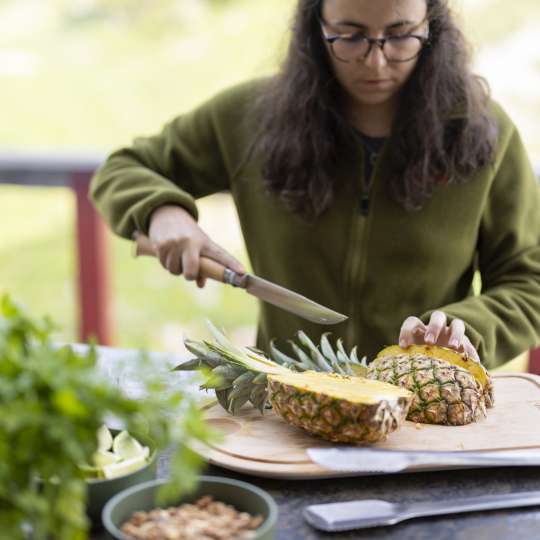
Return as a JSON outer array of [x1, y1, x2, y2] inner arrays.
[[179, 324, 412, 444], [268, 371, 412, 443], [368, 345, 495, 426]]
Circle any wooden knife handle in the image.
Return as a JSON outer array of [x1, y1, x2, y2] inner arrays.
[[199, 258, 228, 283], [132, 232, 227, 283]]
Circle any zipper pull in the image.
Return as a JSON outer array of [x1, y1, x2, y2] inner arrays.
[[359, 192, 370, 216]]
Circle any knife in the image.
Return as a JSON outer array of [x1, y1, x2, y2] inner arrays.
[[307, 447, 540, 474], [304, 491, 540, 531], [133, 232, 348, 325]]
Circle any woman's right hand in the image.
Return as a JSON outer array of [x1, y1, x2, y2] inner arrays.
[[148, 204, 245, 288]]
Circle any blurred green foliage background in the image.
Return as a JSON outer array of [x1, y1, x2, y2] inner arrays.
[[1, 0, 539, 354]]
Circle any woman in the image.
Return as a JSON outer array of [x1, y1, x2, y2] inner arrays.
[[90, 0, 540, 369]]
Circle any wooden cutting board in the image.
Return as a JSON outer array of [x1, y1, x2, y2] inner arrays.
[[195, 373, 540, 479]]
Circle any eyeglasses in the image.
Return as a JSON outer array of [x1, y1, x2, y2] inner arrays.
[[320, 18, 429, 64]]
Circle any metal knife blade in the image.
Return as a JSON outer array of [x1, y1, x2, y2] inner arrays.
[[133, 233, 348, 325], [242, 273, 347, 325], [307, 447, 540, 474]]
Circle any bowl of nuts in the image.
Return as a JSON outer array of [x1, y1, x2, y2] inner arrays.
[[102, 475, 278, 540]]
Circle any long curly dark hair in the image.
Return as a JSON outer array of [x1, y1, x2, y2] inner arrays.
[[253, 0, 498, 217]]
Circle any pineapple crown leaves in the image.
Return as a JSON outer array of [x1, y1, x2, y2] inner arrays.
[[178, 322, 280, 414], [178, 322, 369, 380], [176, 322, 369, 415], [273, 332, 367, 376], [203, 321, 287, 375]]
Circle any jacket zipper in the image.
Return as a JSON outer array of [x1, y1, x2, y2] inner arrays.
[[346, 148, 379, 347], [359, 152, 378, 216]]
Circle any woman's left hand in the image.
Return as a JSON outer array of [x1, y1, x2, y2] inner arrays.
[[398, 311, 480, 362]]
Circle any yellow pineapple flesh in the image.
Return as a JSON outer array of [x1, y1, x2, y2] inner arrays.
[[268, 371, 412, 443]]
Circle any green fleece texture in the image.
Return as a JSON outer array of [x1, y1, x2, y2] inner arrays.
[[90, 78, 540, 368]]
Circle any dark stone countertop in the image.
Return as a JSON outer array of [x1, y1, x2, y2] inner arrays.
[[198, 463, 540, 540], [93, 452, 540, 540]]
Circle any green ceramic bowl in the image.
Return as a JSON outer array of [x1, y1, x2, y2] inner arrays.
[[86, 430, 157, 525], [102, 476, 278, 540]]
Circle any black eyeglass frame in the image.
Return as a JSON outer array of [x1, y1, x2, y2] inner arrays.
[[319, 17, 430, 64]]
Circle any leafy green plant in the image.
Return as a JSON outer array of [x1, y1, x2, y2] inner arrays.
[[0, 295, 215, 540]]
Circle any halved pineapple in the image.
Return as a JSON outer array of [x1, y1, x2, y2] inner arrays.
[[369, 345, 494, 426], [180, 324, 413, 444], [268, 371, 412, 443]]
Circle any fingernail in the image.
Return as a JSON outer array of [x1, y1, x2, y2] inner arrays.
[[399, 339, 407, 347], [449, 339, 459, 348], [425, 333, 434, 343]]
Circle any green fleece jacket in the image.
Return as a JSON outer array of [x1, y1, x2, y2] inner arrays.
[[90, 78, 540, 368]]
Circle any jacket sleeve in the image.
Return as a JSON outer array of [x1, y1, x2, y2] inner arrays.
[[422, 122, 540, 369], [89, 89, 241, 238]]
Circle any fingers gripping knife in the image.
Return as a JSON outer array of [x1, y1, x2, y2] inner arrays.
[[133, 232, 348, 325]]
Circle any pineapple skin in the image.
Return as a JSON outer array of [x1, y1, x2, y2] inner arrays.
[[368, 353, 488, 426], [267, 376, 412, 444], [375, 345, 495, 410]]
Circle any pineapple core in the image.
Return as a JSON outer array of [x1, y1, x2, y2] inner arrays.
[[269, 371, 411, 403]]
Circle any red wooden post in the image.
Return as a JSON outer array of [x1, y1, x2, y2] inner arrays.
[[530, 347, 540, 376], [72, 172, 113, 345]]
